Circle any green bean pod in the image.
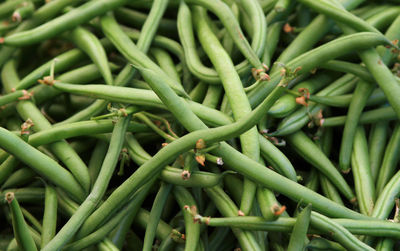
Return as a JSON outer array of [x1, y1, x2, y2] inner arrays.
[[6, 192, 38, 251], [184, 0, 264, 70], [319, 173, 344, 206], [1, 0, 128, 46], [376, 123, 400, 194], [41, 186, 57, 247], [193, 5, 260, 215], [351, 126, 375, 215], [70, 26, 113, 85], [286, 130, 355, 201], [322, 106, 397, 127], [287, 204, 311, 251], [160, 167, 232, 187], [368, 121, 389, 182], [1, 167, 36, 189], [143, 182, 172, 251], [0, 128, 85, 201], [41, 116, 131, 251]]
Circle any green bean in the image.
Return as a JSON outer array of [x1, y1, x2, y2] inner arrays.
[[339, 79, 374, 172], [0, 128, 85, 201], [70, 26, 113, 85], [202, 85, 223, 109], [2, 59, 91, 194], [0, 90, 31, 107], [173, 186, 201, 251], [151, 48, 181, 84], [269, 72, 334, 118], [273, 75, 358, 136], [25, 120, 148, 147], [319, 173, 344, 206], [134, 208, 174, 242], [322, 106, 397, 127], [259, 134, 297, 181], [0, 0, 83, 69], [298, 0, 380, 34], [204, 186, 263, 251], [310, 211, 374, 251], [160, 167, 232, 187], [189, 82, 208, 102], [0, 0, 26, 19], [41, 116, 131, 251], [351, 126, 375, 215], [262, 21, 282, 67], [178, 0, 266, 83], [5, 192, 38, 251], [248, 32, 390, 108], [100, 14, 187, 97], [306, 237, 346, 251], [62, 181, 155, 251], [88, 140, 108, 188], [1, 167, 36, 189], [75, 61, 371, 242], [376, 123, 400, 194], [41, 185, 57, 247], [48, 82, 233, 127], [0, 156, 20, 186], [288, 204, 311, 251], [0, 188, 44, 205], [12, 1, 35, 23], [377, 14, 400, 66], [114, 7, 177, 37], [20, 207, 42, 234], [193, 5, 260, 215], [369, 121, 389, 182], [1, 0, 128, 46], [184, 0, 264, 71], [143, 182, 172, 251], [320, 60, 372, 82], [98, 239, 119, 251], [286, 130, 355, 201]]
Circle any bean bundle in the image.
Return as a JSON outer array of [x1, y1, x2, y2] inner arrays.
[[0, 0, 400, 250]]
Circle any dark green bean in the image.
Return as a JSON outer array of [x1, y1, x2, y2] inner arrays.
[[287, 204, 311, 251]]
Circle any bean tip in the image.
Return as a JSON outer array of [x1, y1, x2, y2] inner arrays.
[[5, 192, 14, 204]]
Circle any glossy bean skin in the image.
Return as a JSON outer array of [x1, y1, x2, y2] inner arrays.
[[41, 186, 57, 247]]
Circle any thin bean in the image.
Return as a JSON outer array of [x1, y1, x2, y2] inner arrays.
[[339, 79, 374, 172], [173, 186, 201, 251], [323, 106, 397, 127], [0, 128, 85, 201], [1, 0, 128, 46], [286, 130, 355, 201], [368, 121, 389, 182], [351, 126, 375, 215], [376, 123, 400, 194], [193, 5, 260, 215], [287, 204, 311, 251], [319, 173, 344, 206], [5, 192, 38, 251], [41, 186, 57, 247], [70, 26, 113, 85], [41, 115, 131, 251], [143, 182, 172, 251], [1, 167, 36, 189]]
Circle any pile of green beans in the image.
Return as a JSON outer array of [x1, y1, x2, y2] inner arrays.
[[0, 0, 400, 250]]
